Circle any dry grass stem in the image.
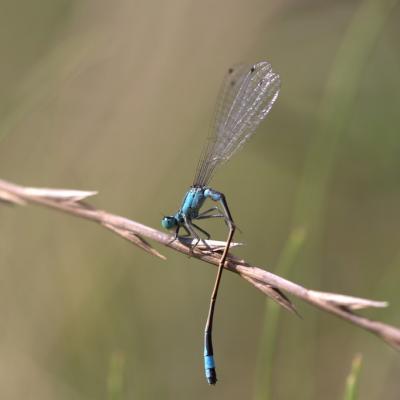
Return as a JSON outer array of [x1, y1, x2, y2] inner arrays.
[[1, 178, 399, 350]]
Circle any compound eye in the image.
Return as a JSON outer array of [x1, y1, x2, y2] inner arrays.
[[161, 216, 177, 229]]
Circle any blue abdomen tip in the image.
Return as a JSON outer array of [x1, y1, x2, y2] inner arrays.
[[204, 355, 215, 369], [204, 355, 217, 384]]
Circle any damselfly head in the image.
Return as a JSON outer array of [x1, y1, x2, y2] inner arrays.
[[161, 216, 178, 230]]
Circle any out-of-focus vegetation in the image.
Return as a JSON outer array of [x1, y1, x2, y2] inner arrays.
[[0, 0, 399, 399], [343, 354, 363, 400]]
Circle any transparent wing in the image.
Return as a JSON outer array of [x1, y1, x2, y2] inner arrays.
[[193, 61, 280, 187]]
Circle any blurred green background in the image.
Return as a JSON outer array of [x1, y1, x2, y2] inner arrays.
[[0, 0, 399, 399]]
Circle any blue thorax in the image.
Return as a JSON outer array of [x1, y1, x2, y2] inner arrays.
[[161, 186, 223, 230], [175, 187, 222, 223], [176, 186, 206, 222]]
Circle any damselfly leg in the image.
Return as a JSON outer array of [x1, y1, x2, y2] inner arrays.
[[197, 206, 223, 218], [191, 222, 211, 240], [182, 214, 213, 252], [197, 206, 224, 219]]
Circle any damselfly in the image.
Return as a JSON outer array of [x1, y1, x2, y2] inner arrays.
[[161, 61, 280, 384]]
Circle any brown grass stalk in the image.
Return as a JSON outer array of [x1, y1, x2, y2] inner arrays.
[[0, 177, 399, 350]]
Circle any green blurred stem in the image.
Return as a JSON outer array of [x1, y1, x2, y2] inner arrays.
[[343, 354, 363, 400], [288, 0, 397, 398], [294, 0, 398, 237], [107, 351, 125, 400], [254, 228, 306, 400]]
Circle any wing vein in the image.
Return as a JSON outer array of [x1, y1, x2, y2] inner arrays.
[[193, 61, 281, 187]]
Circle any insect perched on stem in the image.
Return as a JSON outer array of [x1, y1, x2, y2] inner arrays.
[[161, 61, 280, 384]]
